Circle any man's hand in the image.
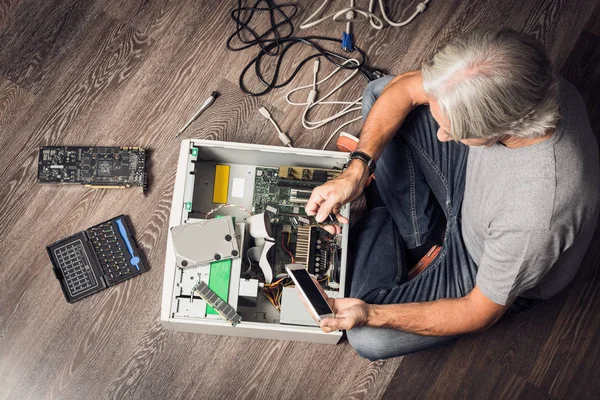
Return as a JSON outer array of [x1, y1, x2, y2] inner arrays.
[[305, 160, 369, 234], [298, 276, 369, 333], [320, 297, 370, 333]]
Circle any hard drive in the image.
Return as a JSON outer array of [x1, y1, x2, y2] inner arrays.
[[170, 217, 239, 268]]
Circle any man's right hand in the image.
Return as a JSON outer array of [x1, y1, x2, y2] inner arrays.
[[305, 160, 370, 233]]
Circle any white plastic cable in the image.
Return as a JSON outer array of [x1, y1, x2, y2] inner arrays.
[[345, 0, 354, 34], [258, 106, 293, 147], [300, 0, 430, 30], [285, 58, 364, 150], [300, 0, 384, 30], [321, 116, 363, 150]]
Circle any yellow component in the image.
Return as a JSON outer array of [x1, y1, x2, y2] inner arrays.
[[213, 164, 230, 204]]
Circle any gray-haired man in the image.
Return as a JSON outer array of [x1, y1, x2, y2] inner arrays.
[[305, 28, 600, 360]]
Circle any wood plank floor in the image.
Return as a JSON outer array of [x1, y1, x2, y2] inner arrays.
[[0, 1, 598, 399]]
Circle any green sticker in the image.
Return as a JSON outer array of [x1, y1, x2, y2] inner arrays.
[[185, 202, 192, 211], [191, 148, 198, 157]]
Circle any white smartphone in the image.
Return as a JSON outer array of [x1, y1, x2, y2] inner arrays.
[[285, 264, 335, 321]]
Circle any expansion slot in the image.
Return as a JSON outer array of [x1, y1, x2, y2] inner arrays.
[[289, 189, 312, 204], [278, 166, 340, 182]]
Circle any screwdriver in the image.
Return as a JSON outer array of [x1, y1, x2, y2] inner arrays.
[[176, 91, 219, 137]]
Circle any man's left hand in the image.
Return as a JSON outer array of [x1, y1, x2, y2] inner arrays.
[[320, 297, 370, 333]]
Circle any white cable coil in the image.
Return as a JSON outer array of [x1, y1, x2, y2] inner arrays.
[[300, 0, 430, 30], [285, 58, 363, 150]]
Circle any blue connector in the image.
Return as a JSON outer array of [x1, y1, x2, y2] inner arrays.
[[342, 32, 353, 52]]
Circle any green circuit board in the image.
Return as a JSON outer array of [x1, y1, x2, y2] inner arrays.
[[251, 166, 341, 278], [37, 146, 148, 193]]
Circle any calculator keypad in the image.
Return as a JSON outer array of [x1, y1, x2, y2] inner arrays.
[[52, 235, 102, 300]]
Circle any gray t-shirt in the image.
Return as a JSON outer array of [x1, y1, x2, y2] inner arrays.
[[462, 79, 600, 305]]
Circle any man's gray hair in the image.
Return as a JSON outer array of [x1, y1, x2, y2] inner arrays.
[[421, 28, 560, 140]]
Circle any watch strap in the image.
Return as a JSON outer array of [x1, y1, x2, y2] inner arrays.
[[348, 151, 376, 174]]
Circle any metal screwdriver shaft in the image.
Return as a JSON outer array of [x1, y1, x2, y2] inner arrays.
[[176, 91, 219, 137]]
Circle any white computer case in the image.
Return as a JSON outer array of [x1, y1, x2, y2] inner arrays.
[[160, 139, 351, 344]]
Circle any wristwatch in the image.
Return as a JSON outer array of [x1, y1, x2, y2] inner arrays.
[[347, 151, 376, 174]]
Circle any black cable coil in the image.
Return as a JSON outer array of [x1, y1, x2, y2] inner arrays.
[[226, 0, 381, 97]]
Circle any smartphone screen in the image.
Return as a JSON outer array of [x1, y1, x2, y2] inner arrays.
[[288, 267, 333, 316]]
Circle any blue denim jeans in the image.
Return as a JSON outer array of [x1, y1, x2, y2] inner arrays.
[[346, 76, 478, 360]]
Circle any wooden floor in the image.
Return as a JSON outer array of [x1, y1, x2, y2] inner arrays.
[[0, 1, 599, 399]]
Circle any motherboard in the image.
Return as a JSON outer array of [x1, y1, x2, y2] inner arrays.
[[251, 166, 342, 286], [37, 146, 148, 193]]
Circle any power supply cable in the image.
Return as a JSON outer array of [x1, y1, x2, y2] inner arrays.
[[227, 0, 297, 55]]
